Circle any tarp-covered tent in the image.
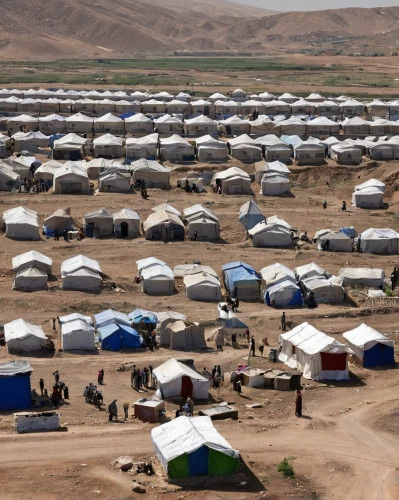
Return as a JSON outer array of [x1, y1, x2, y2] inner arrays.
[[153, 358, 209, 399], [343, 323, 394, 367], [352, 179, 385, 208], [126, 134, 158, 160], [61, 254, 102, 291], [3, 206, 40, 240], [295, 262, 328, 282], [315, 229, 353, 252], [279, 322, 352, 380], [212, 167, 251, 195], [61, 319, 95, 350], [93, 134, 123, 158], [261, 263, 296, 291], [13, 267, 48, 291], [264, 280, 302, 307], [151, 416, 239, 478], [113, 208, 140, 238], [238, 199, 264, 231], [84, 208, 114, 238], [159, 135, 195, 161], [222, 261, 261, 301], [301, 275, 345, 303], [338, 267, 384, 288], [165, 321, 207, 350], [4, 319, 46, 351], [0, 360, 33, 411], [53, 163, 90, 194], [359, 228, 399, 254], [12, 250, 52, 274], [143, 210, 184, 241], [142, 264, 175, 295], [94, 309, 130, 329], [184, 272, 222, 301], [98, 323, 141, 351], [130, 159, 170, 189]]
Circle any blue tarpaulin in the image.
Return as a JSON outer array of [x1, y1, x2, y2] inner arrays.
[[363, 343, 395, 368], [98, 324, 142, 351]]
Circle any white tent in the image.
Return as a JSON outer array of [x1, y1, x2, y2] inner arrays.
[[191, 99, 215, 115], [166, 99, 191, 114], [143, 210, 185, 240], [12, 250, 52, 274], [184, 272, 222, 301], [301, 275, 345, 303], [260, 263, 296, 290], [13, 131, 49, 153], [65, 113, 93, 134], [166, 321, 207, 350], [153, 358, 209, 399], [159, 135, 195, 161], [228, 135, 262, 162], [141, 99, 167, 114], [249, 219, 292, 248], [184, 115, 219, 136], [295, 262, 328, 282], [295, 142, 325, 165], [137, 256, 167, 275], [61, 267, 102, 291], [4, 319, 46, 351], [153, 115, 184, 135], [58, 313, 92, 325], [342, 117, 370, 135], [3, 206, 40, 240], [130, 159, 170, 189], [215, 100, 240, 115], [315, 229, 353, 252], [61, 254, 101, 275], [94, 113, 124, 135], [212, 167, 251, 195], [219, 115, 250, 135], [330, 143, 362, 165], [279, 92, 299, 103], [339, 268, 384, 288], [360, 228, 399, 254], [94, 309, 130, 329], [265, 280, 302, 307], [291, 99, 316, 115], [7, 114, 39, 135], [43, 208, 74, 235], [352, 179, 385, 208], [93, 134, 123, 158], [255, 160, 290, 184], [0, 166, 20, 191], [39, 114, 67, 135], [196, 135, 228, 162], [340, 99, 365, 117], [113, 208, 140, 238], [84, 208, 114, 238], [98, 170, 130, 192], [279, 322, 352, 380], [124, 113, 153, 135], [249, 116, 280, 135], [261, 172, 290, 195], [316, 100, 340, 116], [53, 163, 90, 194], [34, 160, 63, 183], [126, 134, 158, 160], [263, 100, 292, 115], [279, 117, 307, 136], [13, 267, 48, 291], [61, 319, 95, 350], [142, 264, 175, 295], [53, 134, 87, 161]]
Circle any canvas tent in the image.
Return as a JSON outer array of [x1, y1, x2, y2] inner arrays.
[[143, 210, 184, 240], [249, 116, 280, 135], [93, 134, 123, 158], [222, 261, 261, 301], [339, 267, 384, 288], [359, 228, 399, 254], [228, 135, 262, 162], [314, 229, 353, 252], [83, 208, 113, 238], [4, 319, 46, 351], [279, 322, 352, 380], [39, 114, 67, 135], [136, 257, 167, 276], [98, 170, 131, 192], [98, 324, 141, 351], [7, 114, 39, 135], [124, 113, 153, 135], [126, 134, 158, 160], [154, 115, 184, 135], [130, 159, 170, 189], [184, 204, 220, 240], [65, 113, 93, 134], [113, 208, 140, 238], [12, 250, 52, 274], [260, 263, 296, 291], [53, 134, 86, 161], [184, 115, 219, 136], [238, 198, 265, 231], [219, 116, 250, 135], [212, 167, 251, 195], [261, 172, 290, 195], [0, 360, 33, 411], [34, 160, 63, 184], [58, 313, 92, 325], [159, 135, 195, 161], [196, 135, 229, 162], [94, 113, 124, 135], [158, 311, 187, 345], [184, 272, 222, 301], [13, 131, 49, 153], [164, 321, 207, 350], [295, 262, 328, 282], [13, 267, 48, 291], [343, 324, 394, 367], [141, 264, 175, 295], [61, 319, 95, 350], [53, 163, 90, 194], [43, 208, 74, 236], [352, 179, 385, 208], [3, 206, 40, 240], [61, 254, 102, 291], [264, 280, 302, 307], [94, 309, 130, 329], [0, 166, 19, 191], [153, 358, 209, 399], [255, 160, 290, 184], [301, 275, 345, 303], [249, 219, 292, 248], [330, 144, 362, 165], [151, 416, 240, 479]]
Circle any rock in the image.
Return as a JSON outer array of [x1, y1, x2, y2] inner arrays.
[[247, 415, 254, 420], [80, 464, 87, 467], [132, 484, 146, 494], [246, 403, 262, 409], [111, 456, 133, 472]]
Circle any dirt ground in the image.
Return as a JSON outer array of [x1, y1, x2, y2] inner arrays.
[[0, 155, 399, 500]]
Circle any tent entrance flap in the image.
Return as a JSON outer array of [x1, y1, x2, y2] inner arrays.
[[188, 446, 209, 476], [181, 375, 193, 398], [320, 352, 347, 371], [168, 453, 190, 479]]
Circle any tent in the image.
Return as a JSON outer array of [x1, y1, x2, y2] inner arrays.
[[316, 100, 340, 117], [58, 313, 92, 325], [3, 206, 40, 240], [130, 159, 170, 189], [279, 322, 352, 380], [94, 113, 124, 135], [255, 160, 290, 184], [13, 131, 49, 153], [61, 255, 102, 291], [295, 262, 328, 282], [164, 321, 207, 350], [295, 142, 325, 165], [113, 208, 140, 238], [279, 117, 307, 136], [126, 134, 158, 160], [61, 319, 95, 350], [34, 160, 64, 184], [124, 113, 153, 135], [98, 170, 130, 192], [0, 165, 20, 191], [142, 99, 167, 114], [191, 99, 215, 115], [352, 179, 385, 208], [12, 250, 52, 274], [4, 318, 46, 351], [250, 116, 280, 135], [93, 134, 123, 158], [264, 280, 302, 307], [219, 115, 250, 135], [215, 100, 240, 116], [184, 272, 222, 301], [53, 133, 86, 160], [39, 114, 67, 135], [314, 229, 353, 252], [153, 115, 184, 135], [53, 163, 90, 194], [368, 143, 395, 161], [279, 92, 299, 103], [152, 416, 240, 479], [13, 267, 48, 291], [330, 143, 362, 165], [360, 228, 399, 254], [187, 215, 220, 240], [153, 358, 209, 399], [166, 99, 192, 114], [212, 167, 251, 195], [84, 208, 114, 238], [260, 263, 296, 291], [340, 99, 365, 117], [94, 309, 130, 329], [343, 324, 394, 368], [137, 256, 167, 275], [159, 135, 195, 161], [261, 172, 290, 195], [342, 117, 370, 135], [142, 264, 175, 295], [222, 261, 261, 301], [249, 218, 292, 248], [158, 311, 187, 345], [43, 208, 74, 236], [184, 115, 219, 136], [301, 275, 345, 303], [7, 114, 39, 135], [0, 360, 33, 411], [143, 210, 185, 241], [128, 308, 157, 333], [339, 268, 384, 288], [291, 99, 316, 115], [98, 324, 142, 351]]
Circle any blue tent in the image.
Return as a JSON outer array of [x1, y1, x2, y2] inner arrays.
[[0, 360, 32, 411], [94, 309, 131, 329], [49, 134, 65, 149], [222, 262, 260, 301], [264, 281, 303, 307], [98, 324, 142, 351], [364, 343, 395, 368], [238, 199, 265, 231]]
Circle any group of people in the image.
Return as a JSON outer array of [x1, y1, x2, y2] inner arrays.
[[131, 365, 152, 390], [210, 365, 223, 388], [49, 371, 69, 407], [184, 179, 199, 193]]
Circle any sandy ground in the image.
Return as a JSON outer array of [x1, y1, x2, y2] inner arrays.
[[0, 157, 399, 499]]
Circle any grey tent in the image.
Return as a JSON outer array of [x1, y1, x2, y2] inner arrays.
[[113, 208, 140, 238], [238, 198, 265, 231], [84, 208, 114, 238]]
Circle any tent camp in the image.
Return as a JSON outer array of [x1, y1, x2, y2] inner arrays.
[[264, 280, 302, 307], [164, 321, 207, 350], [143, 210, 184, 240], [212, 167, 251, 195], [113, 208, 140, 238], [4, 319, 46, 351], [184, 272, 222, 301], [151, 416, 240, 479], [196, 135, 229, 162], [352, 179, 385, 208], [61, 319, 95, 350], [126, 134, 158, 160], [130, 159, 170, 189], [159, 135, 195, 161], [222, 261, 261, 301], [343, 324, 394, 367], [338, 268, 384, 288], [141, 264, 175, 295], [279, 322, 352, 380], [94, 309, 130, 329], [93, 134, 123, 158], [61, 254, 102, 291], [0, 360, 33, 411], [98, 324, 142, 351], [12, 250, 52, 274], [153, 358, 209, 399], [261, 172, 290, 195], [238, 198, 265, 231], [314, 229, 353, 252], [359, 228, 399, 254], [84, 208, 114, 238], [124, 113, 153, 135], [53, 134, 86, 161], [43, 208, 74, 236], [53, 163, 90, 194], [13, 267, 48, 291], [184, 115, 219, 136], [3, 206, 40, 240]]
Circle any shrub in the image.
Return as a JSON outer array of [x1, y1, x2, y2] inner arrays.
[[277, 457, 296, 478]]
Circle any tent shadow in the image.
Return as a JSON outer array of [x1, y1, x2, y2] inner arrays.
[[8, 349, 56, 358], [326, 372, 366, 388], [62, 349, 100, 356]]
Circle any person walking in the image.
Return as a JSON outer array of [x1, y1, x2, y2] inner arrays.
[[281, 312, 286, 331], [123, 402, 129, 421], [53, 371, 60, 384], [52, 318, 56, 331], [39, 378, 44, 396], [341, 201, 347, 211], [391, 267, 398, 291], [295, 390, 302, 417], [108, 399, 118, 421], [250, 336, 256, 357]]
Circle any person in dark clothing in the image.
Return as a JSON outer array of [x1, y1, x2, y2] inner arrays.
[[356, 236, 361, 253], [141, 179, 148, 199], [391, 267, 398, 291], [295, 390, 302, 417], [250, 336, 255, 357], [108, 399, 118, 421], [211, 366, 217, 387], [342, 201, 347, 211], [52, 318, 56, 331], [323, 200, 327, 209], [54, 229, 59, 241], [185, 179, 191, 193], [39, 378, 44, 396], [192, 183, 198, 193], [234, 298, 239, 312], [281, 312, 286, 331], [193, 231, 198, 241], [63, 229, 68, 242], [53, 371, 60, 384], [245, 329, 250, 342]]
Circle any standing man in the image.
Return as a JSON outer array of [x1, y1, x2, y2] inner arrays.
[[53, 370, 60, 384], [391, 267, 398, 291], [295, 390, 302, 417], [342, 201, 347, 211], [39, 378, 44, 396], [123, 402, 129, 421], [281, 312, 286, 331], [250, 336, 256, 357], [108, 399, 118, 421], [186, 397, 194, 416]]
